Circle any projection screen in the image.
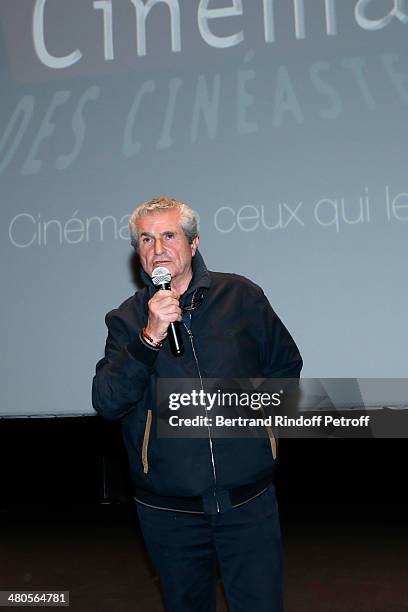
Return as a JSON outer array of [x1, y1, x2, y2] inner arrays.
[[1, 0, 407, 416]]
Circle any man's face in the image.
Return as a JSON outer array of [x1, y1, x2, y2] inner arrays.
[[136, 209, 199, 284]]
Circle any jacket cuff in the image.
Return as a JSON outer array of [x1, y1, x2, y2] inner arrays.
[[126, 332, 160, 367]]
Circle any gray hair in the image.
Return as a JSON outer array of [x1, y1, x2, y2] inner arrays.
[[128, 196, 199, 249]]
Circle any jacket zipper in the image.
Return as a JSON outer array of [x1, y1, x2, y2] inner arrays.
[[183, 316, 220, 514]]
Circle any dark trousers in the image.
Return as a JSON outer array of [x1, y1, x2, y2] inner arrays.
[[136, 486, 283, 612]]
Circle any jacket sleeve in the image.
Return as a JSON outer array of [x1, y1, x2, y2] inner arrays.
[[258, 290, 303, 379], [92, 311, 159, 421]]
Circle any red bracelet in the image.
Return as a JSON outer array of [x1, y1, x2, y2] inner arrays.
[[142, 327, 163, 349]]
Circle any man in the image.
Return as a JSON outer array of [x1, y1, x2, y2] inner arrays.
[[92, 197, 302, 611]]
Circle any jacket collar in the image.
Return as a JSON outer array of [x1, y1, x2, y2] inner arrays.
[[140, 250, 211, 309]]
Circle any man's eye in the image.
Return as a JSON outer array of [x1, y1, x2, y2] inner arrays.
[[142, 237, 152, 244], [164, 233, 174, 239]]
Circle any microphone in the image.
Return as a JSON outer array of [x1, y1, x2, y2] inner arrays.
[[151, 267, 184, 357]]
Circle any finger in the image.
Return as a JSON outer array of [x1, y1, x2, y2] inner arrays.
[[157, 307, 182, 317], [155, 289, 180, 299], [152, 292, 179, 303], [157, 313, 181, 325], [153, 299, 180, 311]]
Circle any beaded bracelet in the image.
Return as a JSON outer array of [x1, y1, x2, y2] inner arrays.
[[142, 327, 163, 349]]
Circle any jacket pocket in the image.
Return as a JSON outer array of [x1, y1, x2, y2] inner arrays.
[[142, 409, 152, 474]]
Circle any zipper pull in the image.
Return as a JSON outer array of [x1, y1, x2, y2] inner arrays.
[[182, 321, 193, 338]]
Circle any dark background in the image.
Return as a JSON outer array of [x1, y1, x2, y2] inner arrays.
[[0, 417, 404, 518], [1, 417, 406, 612]]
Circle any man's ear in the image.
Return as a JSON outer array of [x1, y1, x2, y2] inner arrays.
[[191, 235, 199, 256]]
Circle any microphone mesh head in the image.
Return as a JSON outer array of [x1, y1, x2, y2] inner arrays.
[[152, 266, 171, 286]]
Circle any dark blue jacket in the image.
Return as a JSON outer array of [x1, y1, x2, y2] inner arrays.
[[92, 252, 302, 513]]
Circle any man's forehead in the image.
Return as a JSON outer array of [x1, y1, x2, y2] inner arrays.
[[136, 209, 182, 232]]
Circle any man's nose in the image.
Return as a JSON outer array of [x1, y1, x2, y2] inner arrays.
[[154, 238, 163, 254]]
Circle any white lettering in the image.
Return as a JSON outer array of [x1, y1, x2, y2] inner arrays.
[[130, 0, 181, 56], [237, 51, 257, 135], [9, 214, 36, 248], [310, 61, 342, 119], [314, 198, 340, 232], [0, 97, 35, 174], [93, 0, 114, 60], [355, 0, 408, 30], [273, 66, 303, 127], [157, 78, 183, 150], [32, 0, 82, 69], [198, 0, 244, 48], [214, 207, 236, 233], [294, 0, 305, 39], [381, 54, 408, 105], [342, 57, 376, 110], [22, 91, 71, 175], [123, 80, 156, 157], [56, 86, 100, 170], [190, 74, 221, 143]]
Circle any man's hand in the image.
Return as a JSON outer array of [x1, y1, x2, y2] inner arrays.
[[146, 289, 182, 343]]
